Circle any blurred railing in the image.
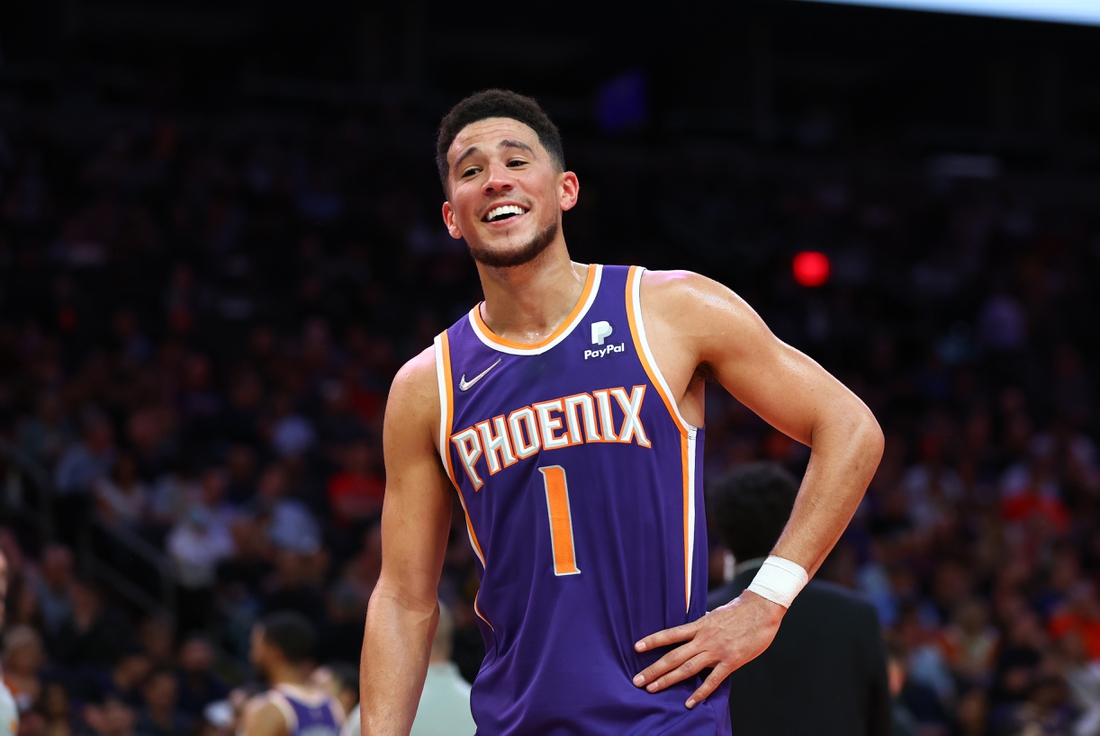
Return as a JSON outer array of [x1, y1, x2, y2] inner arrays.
[[0, 438, 176, 620]]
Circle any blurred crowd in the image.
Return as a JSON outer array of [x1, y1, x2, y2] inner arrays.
[[0, 72, 1098, 736]]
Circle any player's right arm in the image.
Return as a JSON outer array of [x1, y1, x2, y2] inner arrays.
[[360, 347, 454, 736]]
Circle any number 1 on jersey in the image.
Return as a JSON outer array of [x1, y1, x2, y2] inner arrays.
[[538, 466, 581, 576]]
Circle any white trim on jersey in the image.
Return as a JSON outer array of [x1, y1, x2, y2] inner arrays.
[[433, 334, 450, 470], [685, 427, 698, 612], [627, 268, 699, 432], [467, 264, 604, 355]]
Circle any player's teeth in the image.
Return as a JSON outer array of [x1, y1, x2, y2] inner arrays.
[[488, 205, 524, 221]]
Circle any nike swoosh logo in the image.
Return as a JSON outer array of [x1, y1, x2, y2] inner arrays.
[[458, 358, 502, 391]]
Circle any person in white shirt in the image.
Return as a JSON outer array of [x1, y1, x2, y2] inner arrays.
[[344, 602, 474, 736], [0, 550, 20, 736]]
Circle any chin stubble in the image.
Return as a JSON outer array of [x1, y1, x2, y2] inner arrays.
[[468, 219, 559, 268]]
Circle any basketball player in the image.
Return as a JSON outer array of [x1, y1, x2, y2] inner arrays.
[[240, 612, 344, 736], [361, 89, 884, 735]]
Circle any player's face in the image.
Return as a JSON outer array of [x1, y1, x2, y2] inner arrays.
[[442, 117, 578, 268]]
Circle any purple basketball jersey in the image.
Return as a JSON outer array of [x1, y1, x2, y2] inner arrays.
[[434, 264, 732, 735]]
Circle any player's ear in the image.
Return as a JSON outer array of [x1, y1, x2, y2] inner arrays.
[[442, 201, 463, 239], [559, 171, 579, 212]]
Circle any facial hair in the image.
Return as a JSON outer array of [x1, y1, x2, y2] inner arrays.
[[468, 218, 558, 268]]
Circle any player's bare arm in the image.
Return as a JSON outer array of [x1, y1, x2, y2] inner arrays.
[[360, 348, 453, 735], [239, 698, 289, 736], [631, 269, 885, 708]]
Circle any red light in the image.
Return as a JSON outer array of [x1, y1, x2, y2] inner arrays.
[[793, 251, 830, 287]]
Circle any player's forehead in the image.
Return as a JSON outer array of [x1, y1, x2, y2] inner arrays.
[[448, 117, 543, 167]]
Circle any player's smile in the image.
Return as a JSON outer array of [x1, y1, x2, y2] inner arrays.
[[482, 202, 530, 224]]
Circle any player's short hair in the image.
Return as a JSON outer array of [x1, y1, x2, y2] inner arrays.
[[260, 611, 316, 665], [708, 462, 799, 563], [436, 89, 565, 192]]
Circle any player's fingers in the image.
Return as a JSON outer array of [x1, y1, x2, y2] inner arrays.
[[634, 621, 696, 653], [685, 664, 731, 709], [640, 652, 711, 694], [632, 641, 699, 688]]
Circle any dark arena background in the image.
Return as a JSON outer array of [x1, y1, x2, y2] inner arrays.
[[1, 1, 1099, 734]]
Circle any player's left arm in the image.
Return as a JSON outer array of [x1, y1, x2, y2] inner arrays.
[[632, 270, 884, 708]]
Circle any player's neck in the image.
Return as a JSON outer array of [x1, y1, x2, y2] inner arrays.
[[268, 663, 311, 690], [476, 246, 588, 344]]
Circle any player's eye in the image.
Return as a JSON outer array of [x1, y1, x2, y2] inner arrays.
[[461, 167, 479, 178], [507, 159, 526, 167]]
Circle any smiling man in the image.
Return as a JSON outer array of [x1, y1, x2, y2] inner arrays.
[[360, 89, 884, 735]]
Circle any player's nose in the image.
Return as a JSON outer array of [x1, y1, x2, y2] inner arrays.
[[482, 161, 515, 194]]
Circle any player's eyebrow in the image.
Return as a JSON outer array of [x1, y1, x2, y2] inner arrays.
[[498, 139, 534, 156], [454, 139, 536, 170]]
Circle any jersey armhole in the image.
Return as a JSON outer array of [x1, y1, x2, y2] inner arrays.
[[625, 266, 699, 436], [265, 691, 298, 735]]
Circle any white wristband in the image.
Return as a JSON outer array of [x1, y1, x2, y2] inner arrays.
[[746, 556, 809, 608]]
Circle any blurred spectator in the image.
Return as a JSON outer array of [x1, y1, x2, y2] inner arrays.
[[3, 625, 45, 712], [166, 507, 234, 591], [32, 546, 74, 638], [267, 395, 316, 458], [1060, 632, 1100, 735], [309, 663, 359, 720], [174, 636, 228, 718], [259, 551, 324, 623], [138, 619, 176, 671], [325, 441, 384, 530], [134, 669, 191, 736], [41, 680, 74, 736], [249, 465, 320, 555], [83, 697, 137, 736], [53, 415, 114, 544], [52, 581, 133, 668], [79, 648, 150, 708], [94, 453, 150, 531], [885, 641, 918, 736], [16, 394, 71, 467]]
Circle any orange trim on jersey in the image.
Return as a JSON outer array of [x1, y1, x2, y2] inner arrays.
[[472, 264, 597, 350], [624, 266, 688, 437], [680, 434, 692, 612], [438, 332, 487, 569]]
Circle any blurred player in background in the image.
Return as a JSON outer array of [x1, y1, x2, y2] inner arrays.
[[707, 462, 891, 736], [240, 612, 344, 736], [361, 89, 884, 734]]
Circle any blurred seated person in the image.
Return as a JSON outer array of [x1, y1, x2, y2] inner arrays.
[[53, 580, 134, 668], [93, 453, 149, 531], [3, 624, 46, 713], [325, 441, 383, 530], [175, 635, 228, 718], [83, 695, 137, 736], [41, 680, 74, 736], [341, 601, 474, 736], [135, 668, 192, 736], [78, 646, 150, 708]]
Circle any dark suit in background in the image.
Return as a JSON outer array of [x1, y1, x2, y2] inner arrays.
[[708, 562, 891, 736], [706, 462, 890, 736]]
